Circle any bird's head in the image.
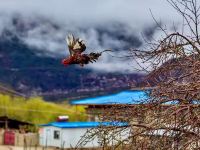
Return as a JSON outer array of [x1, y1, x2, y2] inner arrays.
[[62, 58, 71, 66]]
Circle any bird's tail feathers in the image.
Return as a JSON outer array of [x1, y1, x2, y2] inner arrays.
[[100, 49, 112, 54]]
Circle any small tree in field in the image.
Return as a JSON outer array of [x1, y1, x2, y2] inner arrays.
[[76, 0, 200, 149]]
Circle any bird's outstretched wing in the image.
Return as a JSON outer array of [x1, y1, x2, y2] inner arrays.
[[66, 34, 86, 56]]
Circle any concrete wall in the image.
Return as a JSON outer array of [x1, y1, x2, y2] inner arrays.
[[0, 129, 4, 145], [15, 132, 39, 146]]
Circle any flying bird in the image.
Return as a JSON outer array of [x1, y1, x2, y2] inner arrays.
[[62, 34, 111, 67]]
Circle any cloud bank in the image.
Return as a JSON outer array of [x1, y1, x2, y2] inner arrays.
[[0, 0, 182, 72]]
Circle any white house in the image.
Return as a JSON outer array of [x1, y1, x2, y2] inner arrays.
[[39, 121, 128, 149]]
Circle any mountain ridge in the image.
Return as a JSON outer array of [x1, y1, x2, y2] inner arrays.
[[0, 18, 148, 101]]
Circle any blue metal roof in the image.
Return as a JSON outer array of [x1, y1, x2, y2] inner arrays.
[[41, 122, 128, 128], [71, 90, 149, 105]]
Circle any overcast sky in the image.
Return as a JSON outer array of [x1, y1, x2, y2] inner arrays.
[[0, 0, 182, 73]]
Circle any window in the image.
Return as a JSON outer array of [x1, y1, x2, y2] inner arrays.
[[54, 130, 60, 139]]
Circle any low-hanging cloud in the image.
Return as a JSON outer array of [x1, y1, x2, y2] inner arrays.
[[0, 0, 182, 73]]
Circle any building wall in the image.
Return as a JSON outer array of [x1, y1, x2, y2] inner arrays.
[[39, 126, 61, 147], [39, 126, 131, 149], [61, 128, 99, 148], [39, 126, 100, 148]]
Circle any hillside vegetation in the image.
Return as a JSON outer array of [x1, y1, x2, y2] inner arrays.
[[0, 94, 87, 124]]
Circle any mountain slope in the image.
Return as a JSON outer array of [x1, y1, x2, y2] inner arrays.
[[0, 27, 145, 101]]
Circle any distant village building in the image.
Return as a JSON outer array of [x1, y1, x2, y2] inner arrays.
[[70, 90, 178, 149], [71, 90, 149, 121], [39, 121, 128, 149], [0, 116, 33, 130], [0, 116, 37, 146]]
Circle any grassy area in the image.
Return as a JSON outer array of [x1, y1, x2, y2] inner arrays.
[[0, 94, 87, 124]]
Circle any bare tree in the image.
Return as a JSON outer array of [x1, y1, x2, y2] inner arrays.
[[76, 0, 200, 149]]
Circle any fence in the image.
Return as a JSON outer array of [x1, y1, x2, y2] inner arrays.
[[0, 129, 39, 147]]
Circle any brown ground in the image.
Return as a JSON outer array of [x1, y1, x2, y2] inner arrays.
[[0, 145, 55, 150]]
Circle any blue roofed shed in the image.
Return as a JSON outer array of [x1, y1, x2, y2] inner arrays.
[[71, 90, 149, 105], [42, 121, 128, 128], [71, 90, 150, 121]]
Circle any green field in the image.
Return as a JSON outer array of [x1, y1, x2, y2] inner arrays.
[[0, 94, 87, 125]]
